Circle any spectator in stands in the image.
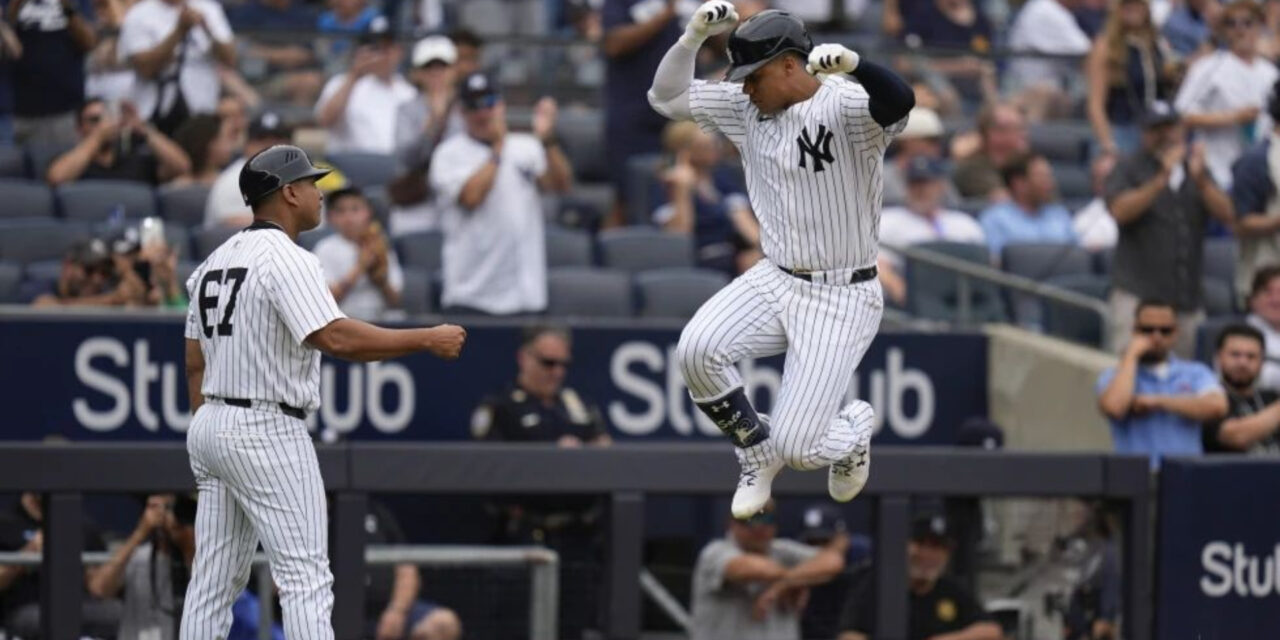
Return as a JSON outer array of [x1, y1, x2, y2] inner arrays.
[[1163, 0, 1219, 56], [87, 493, 194, 640], [653, 120, 761, 276], [1175, 0, 1278, 189], [1007, 0, 1093, 120], [449, 28, 482, 78], [1203, 323, 1280, 453], [797, 504, 858, 640], [346, 500, 462, 640], [29, 238, 141, 307], [229, 0, 316, 29], [429, 72, 571, 315], [895, 0, 997, 104], [84, 0, 135, 104], [1097, 299, 1228, 464], [1085, 0, 1177, 157], [776, 0, 868, 29], [204, 110, 291, 228], [47, 97, 190, 185], [229, 0, 321, 106], [879, 157, 986, 307], [602, 0, 688, 224], [0, 492, 118, 637], [0, 23, 19, 143], [951, 102, 1029, 201], [1230, 82, 1280, 300], [836, 514, 1000, 640], [117, 0, 236, 135], [317, 0, 379, 36], [977, 153, 1078, 257], [315, 16, 417, 156], [169, 113, 233, 186], [5, 0, 96, 146], [1104, 102, 1234, 355], [690, 499, 848, 640], [1074, 152, 1120, 251], [216, 93, 246, 152], [883, 106, 960, 207], [313, 187, 404, 320], [1246, 265, 1280, 388]]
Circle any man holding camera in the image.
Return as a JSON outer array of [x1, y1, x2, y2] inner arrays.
[[46, 97, 190, 185], [314, 16, 416, 155]]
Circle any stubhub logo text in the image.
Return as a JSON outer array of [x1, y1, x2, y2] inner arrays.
[[1201, 541, 1280, 598]]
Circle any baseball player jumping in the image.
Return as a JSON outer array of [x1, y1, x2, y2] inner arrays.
[[180, 145, 466, 640], [648, 4, 914, 518]]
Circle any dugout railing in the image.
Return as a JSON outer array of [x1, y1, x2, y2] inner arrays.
[[0, 443, 1151, 640]]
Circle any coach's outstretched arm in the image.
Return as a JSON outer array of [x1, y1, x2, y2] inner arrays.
[[806, 45, 916, 127], [647, 1, 739, 121], [307, 319, 466, 363]]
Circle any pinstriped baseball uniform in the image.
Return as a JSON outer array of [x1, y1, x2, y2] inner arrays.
[[677, 74, 906, 470], [181, 222, 344, 640]]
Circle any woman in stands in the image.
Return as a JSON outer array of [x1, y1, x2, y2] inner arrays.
[[170, 114, 235, 187], [1085, 0, 1178, 157]]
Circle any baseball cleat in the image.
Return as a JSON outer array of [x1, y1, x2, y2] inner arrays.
[[731, 414, 783, 519], [829, 400, 873, 503]]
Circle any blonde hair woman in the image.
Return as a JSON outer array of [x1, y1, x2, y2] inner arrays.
[[1085, 0, 1177, 156]]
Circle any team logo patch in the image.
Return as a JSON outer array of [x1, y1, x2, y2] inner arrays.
[[797, 125, 835, 172], [936, 598, 957, 622]]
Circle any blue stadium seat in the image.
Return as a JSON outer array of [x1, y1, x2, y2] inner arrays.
[[0, 146, 26, 179], [0, 219, 90, 264], [0, 261, 20, 302], [558, 109, 607, 183], [400, 266, 433, 315], [1029, 122, 1090, 165], [326, 152, 400, 188], [546, 267, 632, 317], [26, 142, 71, 182], [57, 180, 157, 221], [177, 260, 199, 287], [1202, 238, 1237, 292], [1202, 277, 1236, 318], [23, 260, 62, 284], [598, 227, 693, 272], [625, 153, 663, 225], [1002, 243, 1093, 280], [635, 268, 728, 319], [194, 225, 242, 260], [395, 230, 444, 272], [1093, 247, 1114, 275], [1053, 164, 1092, 201], [158, 184, 212, 227], [1041, 273, 1109, 346], [0, 179, 55, 220], [906, 241, 1007, 323], [546, 225, 594, 268]]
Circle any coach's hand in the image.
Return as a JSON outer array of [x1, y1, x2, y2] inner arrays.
[[807, 43, 860, 75], [375, 607, 407, 640], [684, 0, 738, 44], [426, 324, 467, 360]]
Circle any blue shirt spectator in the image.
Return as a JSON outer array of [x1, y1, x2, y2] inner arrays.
[[317, 0, 381, 61], [1097, 300, 1228, 466], [977, 153, 1077, 257], [1162, 0, 1213, 57], [229, 0, 317, 29]]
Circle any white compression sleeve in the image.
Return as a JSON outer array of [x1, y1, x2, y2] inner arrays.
[[646, 36, 700, 121]]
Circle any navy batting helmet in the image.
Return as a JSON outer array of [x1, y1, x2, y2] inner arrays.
[[238, 144, 330, 207], [725, 10, 813, 83]]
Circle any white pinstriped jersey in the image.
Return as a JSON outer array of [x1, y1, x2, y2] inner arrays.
[[688, 74, 907, 271], [184, 226, 346, 412]]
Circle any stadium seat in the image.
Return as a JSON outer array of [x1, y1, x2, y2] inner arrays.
[[625, 153, 663, 225], [1202, 277, 1236, 318], [164, 225, 192, 260], [194, 225, 242, 260], [555, 188, 609, 231], [546, 267, 633, 317], [57, 180, 157, 221], [906, 241, 1007, 323], [0, 261, 20, 302], [326, 152, 400, 188], [558, 109, 607, 183], [395, 230, 444, 272], [635, 268, 728, 319], [1028, 122, 1090, 165], [0, 179, 55, 219], [0, 146, 26, 179], [0, 219, 90, 264], [177, 260, 199, 287], [1053, 165, 1092, 201], [1202, 238, 1237, 292], [400, 266, 433, 315], [297, 227, 333, 251], [545, 225, 594, 268], [1041, 273, 1109, 347], [23, 259, 62, 284], [598, 227, 693, 272], [1093, 247, 1114, 275], [25, 142, 70, 181], [158, 184, 213, 227], [1002, 243, 1094, 326]]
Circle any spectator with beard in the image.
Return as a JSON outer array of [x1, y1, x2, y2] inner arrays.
[[951, 102, 1029, 201], [46, 97, 190, 185], [1245, 265, 1280, 389], [1097, 299, 1228, 465], [1203, 323, 1280, 454]]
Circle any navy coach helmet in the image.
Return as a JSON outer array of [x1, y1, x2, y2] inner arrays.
[[238, 144, 331, 207], [725, 10, 813, 83]]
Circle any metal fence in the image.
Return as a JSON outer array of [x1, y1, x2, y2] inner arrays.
[[0, 443, 1151, 640]]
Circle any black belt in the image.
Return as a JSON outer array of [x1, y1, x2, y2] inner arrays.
[[779, 265, 878, 284], [212, 396, 306, 420]]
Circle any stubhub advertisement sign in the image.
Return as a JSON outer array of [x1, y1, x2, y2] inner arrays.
[[0, 314, 987, 443], [1158, 459, 1280, 639]]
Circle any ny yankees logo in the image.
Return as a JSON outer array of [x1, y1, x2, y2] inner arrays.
[[797, 124, 835, 172]]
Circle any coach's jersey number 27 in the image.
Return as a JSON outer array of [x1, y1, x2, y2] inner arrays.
[[198, 268, 250, 338]]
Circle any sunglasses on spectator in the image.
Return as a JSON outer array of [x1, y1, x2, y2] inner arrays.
[[535, 356, 571, 370], [82, 114, 102, 125], [1135, 325, 1175, 336], [741, 511, 777, 527]]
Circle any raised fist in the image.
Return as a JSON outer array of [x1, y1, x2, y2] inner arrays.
[[686, 0, 739, 41], [807, 43, 860, 75]]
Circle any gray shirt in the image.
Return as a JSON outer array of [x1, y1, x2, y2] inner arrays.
[[118, 542, 178, 640], [689, 536, 819, 640]]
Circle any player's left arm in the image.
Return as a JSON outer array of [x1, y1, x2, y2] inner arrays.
[[807, 44, 916, 129]]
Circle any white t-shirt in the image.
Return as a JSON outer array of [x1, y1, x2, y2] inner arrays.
[[204, 157, 247, 227], [878, 205, 985, 269], [1175, 51, 1279, 189], [1073, 197, 1119, 251], [312, 233, 404, 320], [429, 132, 547, 314], [315, 74, 418, 155], [117, 0, 234, 119], [1007, 0, 1091, 90], [1247, 313, 1280, 391]]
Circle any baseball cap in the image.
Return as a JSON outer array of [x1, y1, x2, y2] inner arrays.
[[956, 416, 1005, 449], [412, 35, 457, 68], [900, 107, 944, 139], [905, 156, 947, 183], [458, 71, 501, 110], [70, 238, 110, 268], [359, 15, 395, 45], [799, 504, 846, 543], [1139, 100, 1179, 129], [911, 513, 953, 545], [247, 111, 292, 141]]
